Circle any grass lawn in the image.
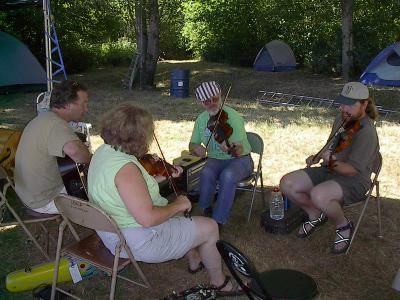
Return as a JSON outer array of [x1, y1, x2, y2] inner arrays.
[[1, 60, 400, 299]]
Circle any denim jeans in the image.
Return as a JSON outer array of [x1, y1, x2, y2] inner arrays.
[[198, 155, 254, 224]]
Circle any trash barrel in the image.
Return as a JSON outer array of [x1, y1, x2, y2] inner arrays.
[[170, 69, 189, 98]]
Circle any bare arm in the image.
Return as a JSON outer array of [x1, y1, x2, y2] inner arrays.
[[189, 142, 207, 158], [63, 140, 92, 164], [115, 163, 191, 228]]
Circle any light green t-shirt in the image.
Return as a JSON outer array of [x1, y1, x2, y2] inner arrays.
[[88, 144, 168, 229], [14, 111, 79, 209], [190, 105, 251, 159]]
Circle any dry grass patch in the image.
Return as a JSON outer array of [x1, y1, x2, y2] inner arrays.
[[1, 61, 400, 299]]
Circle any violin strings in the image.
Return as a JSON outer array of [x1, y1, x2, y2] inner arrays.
[[205, 85, 232, 150]]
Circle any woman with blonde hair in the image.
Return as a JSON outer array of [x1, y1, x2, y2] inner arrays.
[[88, 104, 242, 296]]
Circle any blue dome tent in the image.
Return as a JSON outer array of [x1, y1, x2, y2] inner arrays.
[[360, 42, 400, 87], [253, 40, 296, 72]]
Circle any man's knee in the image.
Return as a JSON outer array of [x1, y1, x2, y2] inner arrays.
[[219, 168, 237, 184], [280, 173, 296, 194], [310, 189, 329, 209]]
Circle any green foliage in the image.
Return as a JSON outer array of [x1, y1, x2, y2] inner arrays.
[[1, 0, 399, 75], [182, 0, 400, 74]]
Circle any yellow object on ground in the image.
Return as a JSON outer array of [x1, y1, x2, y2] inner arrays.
[[0, 128, 22, 176], [6, 257, 96, 292], [173, 150, 202, 167]]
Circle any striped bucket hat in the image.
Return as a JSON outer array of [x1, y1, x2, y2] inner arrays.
[[195, 81, 221, 102]]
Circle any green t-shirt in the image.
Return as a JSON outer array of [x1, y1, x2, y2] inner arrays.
[[88, 144, 168, 229], [190, 106, 251, 159]]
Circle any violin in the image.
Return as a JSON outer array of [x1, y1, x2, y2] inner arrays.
[[333, 120, 362, 153], [328, 119, 362, 170], [139, 154, 176, 178], [207, 110, 240, 157]]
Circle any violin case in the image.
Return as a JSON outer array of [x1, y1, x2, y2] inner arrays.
[[260, 204, 307, 235]]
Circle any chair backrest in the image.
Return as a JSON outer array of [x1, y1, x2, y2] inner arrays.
[[55, 194, 123, 238], [247, 132, 264, 156], [216, 240, 272, 300]]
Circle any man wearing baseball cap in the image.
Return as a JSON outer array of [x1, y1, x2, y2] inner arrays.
[[280, 82, 380, 254], [189, 81, 253, 228]]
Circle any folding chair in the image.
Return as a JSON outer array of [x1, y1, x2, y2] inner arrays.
[[51, 194, 150, 300], [236, 132, 266, 222], [345, 152, 383, 254], [0, 165, 60, 260], [216, 240, 318, 300]]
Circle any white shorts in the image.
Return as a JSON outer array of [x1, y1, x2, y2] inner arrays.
[[32, 187, 67, 214], [96, 217, 197, 262]]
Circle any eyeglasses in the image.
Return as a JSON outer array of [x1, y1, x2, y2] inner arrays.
[[202, 96, 219, 105]]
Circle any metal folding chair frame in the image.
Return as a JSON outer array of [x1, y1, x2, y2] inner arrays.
[[236, 132, 266, 222], [51, 195, 150, 300], [0, 165, 60, 260], [345, 152, 383, 254]]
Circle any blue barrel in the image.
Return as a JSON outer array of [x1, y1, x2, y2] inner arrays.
[[170, 69, 189, 98]]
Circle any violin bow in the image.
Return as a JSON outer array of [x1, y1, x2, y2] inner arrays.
[[153, 132, 192, 219], [204, 84, 232, 150]]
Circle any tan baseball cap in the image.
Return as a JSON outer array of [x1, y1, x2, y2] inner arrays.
[[337, 82, 369, 105]]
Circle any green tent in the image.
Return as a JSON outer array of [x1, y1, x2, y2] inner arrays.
[[0, 31, 46, 93]]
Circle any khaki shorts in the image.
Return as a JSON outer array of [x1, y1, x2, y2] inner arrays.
[[303, 166, 369, 205], [97, 217, 196, 263]]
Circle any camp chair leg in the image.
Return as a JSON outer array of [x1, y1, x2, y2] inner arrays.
[[6, 202, 50, 260], [260, 171, 266, 207], [126, 245, 151, 288], [376, 182, 383, 238], [51, 220, 67, 300], [346, 197, 370, 255], [247, 183, 258, 223], [110, 244, 122, 300]]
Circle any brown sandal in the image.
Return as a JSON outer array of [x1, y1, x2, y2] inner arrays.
[[214, 276, 244, 297]]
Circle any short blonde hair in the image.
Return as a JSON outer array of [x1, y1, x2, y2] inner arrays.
[[101, 104, 154, 157]]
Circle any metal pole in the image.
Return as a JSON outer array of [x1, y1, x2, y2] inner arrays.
[[43, 0, 53, 92]]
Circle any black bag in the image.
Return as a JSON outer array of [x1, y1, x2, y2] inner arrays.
[[161, 284, 216, 300], [260, 205, 307, 234]]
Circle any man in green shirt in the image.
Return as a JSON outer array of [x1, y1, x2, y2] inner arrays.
[[189, 81, 253, 228]]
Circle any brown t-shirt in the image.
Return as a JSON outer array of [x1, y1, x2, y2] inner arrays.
[[328, 114, 380, 189], [14, 111, 79, 209]]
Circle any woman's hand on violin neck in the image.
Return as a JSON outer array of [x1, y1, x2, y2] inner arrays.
[[171, 165, 183, 177], [173, 195, 192, 213]]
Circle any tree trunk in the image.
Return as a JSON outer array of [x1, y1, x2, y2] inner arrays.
[[135, 0, 159, 89], [341, 0, 353, 81]]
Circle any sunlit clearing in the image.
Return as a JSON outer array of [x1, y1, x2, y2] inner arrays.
[[0, 225, 17, 232]]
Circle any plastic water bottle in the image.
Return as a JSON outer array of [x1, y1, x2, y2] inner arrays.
[[270, 187, 284, 220]]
